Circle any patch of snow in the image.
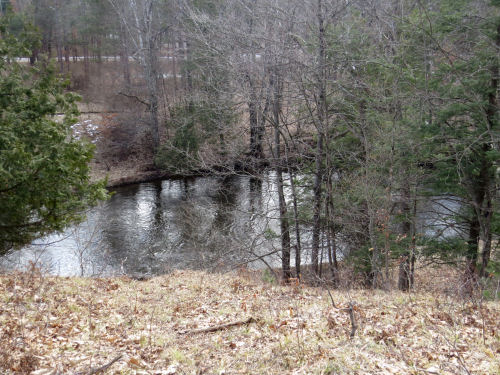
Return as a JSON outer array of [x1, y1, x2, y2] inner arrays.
[[71, 119, 100, 143]]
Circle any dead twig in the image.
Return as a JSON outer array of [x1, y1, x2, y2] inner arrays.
[[442, 335, 472, 375], [117, 91, 149, 107], [347, 302, 357, 338], [326, 286, 357, 338], [179, 317, 256, 335], [77, 354, 123, 375]]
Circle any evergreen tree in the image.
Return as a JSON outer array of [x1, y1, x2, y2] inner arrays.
[[0, 16, 107, 254], [422, 0, 499, 283]]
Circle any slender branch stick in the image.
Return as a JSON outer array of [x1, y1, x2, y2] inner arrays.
[[78, 354, 123, 375], [179, 317, 256, 335]]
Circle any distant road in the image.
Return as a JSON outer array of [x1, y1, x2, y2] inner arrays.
[[16, 56, 179, 63]]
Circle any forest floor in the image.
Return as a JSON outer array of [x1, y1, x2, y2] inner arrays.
[[1, 267, 499, 375]]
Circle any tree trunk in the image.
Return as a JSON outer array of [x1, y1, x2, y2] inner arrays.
[[479, 22, 500, 277], [368, 205, 380, 288], [172, 41, 178, 98], [465, 215, 480, 292], [96, 37, 102, 63], [145, 32, 160, 150], [283, 134, 302, 279], [480, 199, 492, 278], [398, 185, 413, 291], [311, 0, 327, 276], [83, 43, 90, 87], [464, 139, 492, 288], [476, 144, 493, 278], [57, 43, 64, 72], [326, 188, 339, 286], [119, 23, 131, 86], [272, 70, 291, 282], [247, 74, 265, 161], [64, 45, 70, 72], [31, 0, 40, 65], [289, 165, 302, 279], [30, 48, 38, 65]]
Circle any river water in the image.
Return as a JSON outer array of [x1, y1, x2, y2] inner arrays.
[[0, 174, 461, 277], [1, 174, 290, 276]]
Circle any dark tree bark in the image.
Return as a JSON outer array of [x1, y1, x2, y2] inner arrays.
[[247, 77, 264, 160], [311, 0, 327, 276], [271, 69, 291, 282], [326, 171, 339, 286], [398, 185, 413, 291], [120, 25, 131, 86], [145, 35, 160, 149], [479, 21, 500, 278], [479, 198, 492, 278], [474, 143, 493, 279], [465, 215, 480, 291], [83, 42, 90, 87]]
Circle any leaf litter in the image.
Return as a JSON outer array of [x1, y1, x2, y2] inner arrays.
[[0, 268, 499, 374]]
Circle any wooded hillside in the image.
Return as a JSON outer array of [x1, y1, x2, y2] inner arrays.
[[1, 0, 499, 291]]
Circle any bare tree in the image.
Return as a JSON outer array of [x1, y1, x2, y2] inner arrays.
[[109, 0, 169, 150]]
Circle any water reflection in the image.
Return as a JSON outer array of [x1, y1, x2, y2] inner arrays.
[[0, 174, 462, 277], [1, 175, 286, 276]]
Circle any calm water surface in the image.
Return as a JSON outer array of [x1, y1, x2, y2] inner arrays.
[[1, 175, 286, 276], [1, 174, 461, 277]]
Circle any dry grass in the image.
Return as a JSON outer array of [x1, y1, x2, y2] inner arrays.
[[0, 266, 499, 375]]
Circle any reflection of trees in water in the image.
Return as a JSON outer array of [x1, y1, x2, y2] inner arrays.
[[3, 173, 467, 277], [152, 180, 164, 233], [249, 176, 263, 213], [2, 175, 283, 275], [211, 176, 239, 235], [150, 175, 277, 271], [172, 176, 242, 269], [99, 182, 168, 275], [181, 178, 193, 200], [70, 211, 108, 276], [16, 175, 289, 275]]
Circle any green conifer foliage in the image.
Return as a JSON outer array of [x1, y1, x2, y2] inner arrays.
[[422, 0, 499, 277], [0, 16, 107, 254]]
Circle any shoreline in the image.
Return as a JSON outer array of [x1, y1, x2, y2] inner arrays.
[[91, 156, 306, 188]]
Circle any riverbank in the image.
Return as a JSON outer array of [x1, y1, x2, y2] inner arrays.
[[88, 132, 302, 188], [90, 158, 272, 188], [1, 268, 499, 374], [90, 155, 237, 188], [90, 155, 164, 188]]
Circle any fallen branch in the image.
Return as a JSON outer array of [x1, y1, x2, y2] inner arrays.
[[77, 354, 123, 375], [179, 317, 256, 335]]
